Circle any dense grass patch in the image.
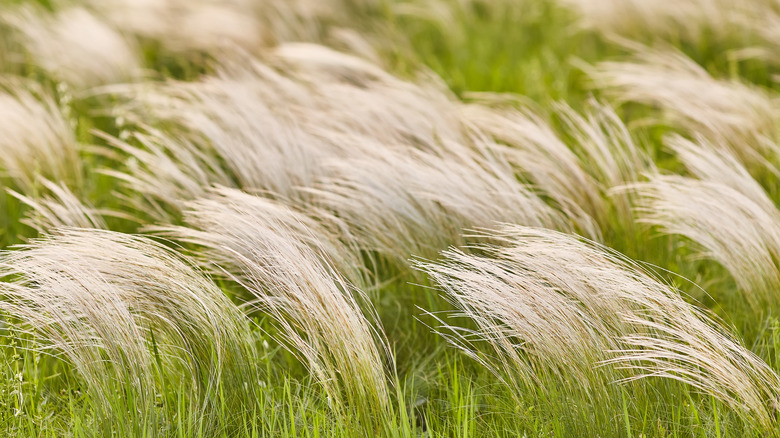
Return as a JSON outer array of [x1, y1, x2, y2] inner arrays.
[[2, 0, 780, 436]]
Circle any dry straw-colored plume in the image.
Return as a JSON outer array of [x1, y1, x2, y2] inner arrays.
[[2, 6, 140, 87], [0, 229, 258, 429], [8, 179, 107, 234], [560, 0, 780, 68], [557, 0, 763, 47], [96, 127, 234, 221], [757, 11, 780, 64], [666, 135, 774, 205], [142, 67, 328, 196], [0, 82, 81, 192], [462, 99, 649, 237], [631, 136, 780, 311], [591, 48, 780, 165], [554, 99, 651, 228], [307, 135, 564, 264], [164, 187, 393, 425], [239, 0, 384, 48], [462, 104, 604, 236], [105, 45, 563, 264], [274, 45, 566, 261], [168, 186, 362, 284], [86, 0, 378, 55], [111, 51, 337, 198], [418, 225, 780, 430], [111, 43, 461, 199], [554, 100, 649, 190], [271, 43, 463, 151], [87, 0, 261, 54]]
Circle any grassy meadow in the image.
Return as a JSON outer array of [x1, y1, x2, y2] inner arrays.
[[2, 0, 780, 436]]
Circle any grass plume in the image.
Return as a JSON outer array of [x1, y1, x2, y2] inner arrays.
[[419, 225, 780, 431], [162, 187, 396, 430], [0, 229, 259, 434]]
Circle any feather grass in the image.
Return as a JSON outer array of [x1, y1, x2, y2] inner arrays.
[[0, 229, 259, 434], [160, 187, 395, 430], [419, 225, 780, 431]]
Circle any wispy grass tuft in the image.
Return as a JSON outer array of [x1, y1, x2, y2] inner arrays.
[[464, 98, 650, 238], [8, 178, 107, 234], [591, 47, 780, 167], [418, 225, 780, 431], [2, 6, 140, 87], [0, 80, 81, 193], [0, 229, 259, 435], [162, 186, 397, 431], [631, 136, 780, 312]]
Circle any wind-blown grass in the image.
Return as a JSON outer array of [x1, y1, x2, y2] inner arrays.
[[87, 0, 262, 55], [591, 47, 780, 166], [464, 98, 650, 238], [3, 6, 140, 87], [419, 225, 780, 431], [162, 187, 397, 432], [307, 138, 566, 265], [8, 178, 107, 233], [3, 0, 780, 436], [557, 0, 759, 46], [103, 46, 566, 267], [0, 81, 81, 193], [631, 137, 780, 312], [0, 229, 259, 435]]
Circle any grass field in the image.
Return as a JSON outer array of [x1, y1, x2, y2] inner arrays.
[[2, 0, 780, 436]]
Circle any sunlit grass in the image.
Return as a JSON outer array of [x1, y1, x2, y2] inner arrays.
[[1, 0, 780, 436]]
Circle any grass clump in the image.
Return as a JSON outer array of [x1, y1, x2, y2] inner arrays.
[[4, 0, 780, 436]]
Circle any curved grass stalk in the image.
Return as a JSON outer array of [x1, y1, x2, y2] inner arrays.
[[0, 82, 81, 192], [162, 187, 395, 429], [631, 138, 780, 311], [8, 179, 107, 233], [418, 225, 780, 431], [0, 229, 259, 433]]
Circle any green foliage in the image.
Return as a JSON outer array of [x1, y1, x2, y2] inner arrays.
[[385, 0, 613, 106]]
